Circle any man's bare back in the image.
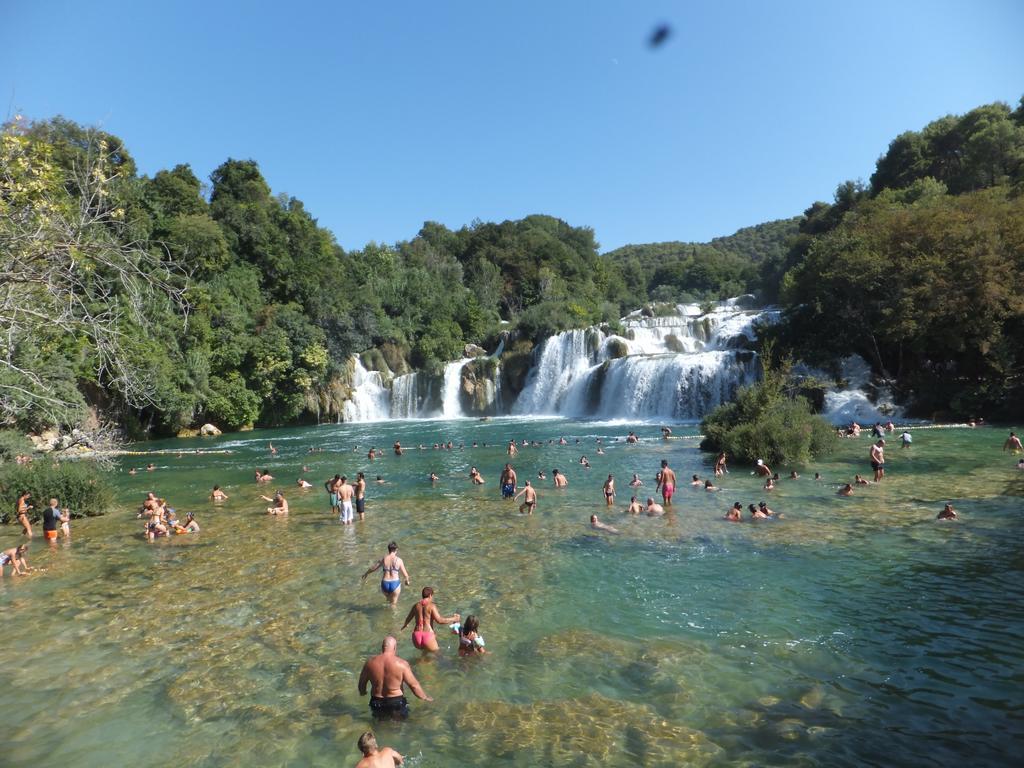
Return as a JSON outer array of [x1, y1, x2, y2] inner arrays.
[[356, 746, 403, 768]]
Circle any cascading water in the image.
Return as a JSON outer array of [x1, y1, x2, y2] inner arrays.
[[341, 356, 390, 422], [441, 359, 473, 418], [512, 301, 775, 420]]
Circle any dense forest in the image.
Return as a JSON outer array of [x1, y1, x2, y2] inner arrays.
[[1, 96, 1022, 439]]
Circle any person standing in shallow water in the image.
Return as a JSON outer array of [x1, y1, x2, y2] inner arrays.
[[358, 635, 432, 720], [870, 439, 886, 481], [655, 460, 676, 506], [401, 586, 459, 652], [362, 541, 410, 605]]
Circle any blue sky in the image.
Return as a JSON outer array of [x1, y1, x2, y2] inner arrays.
[[2, 0, 1022, 252]]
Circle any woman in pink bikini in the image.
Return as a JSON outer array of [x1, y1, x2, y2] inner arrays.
[[401, 586, 459, 652]]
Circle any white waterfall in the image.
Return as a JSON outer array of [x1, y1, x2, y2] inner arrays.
[[441, 358, 473, 418], [821, 356, 903, 424], [390, 372, 435, 419], [512, 301, 775, 420], [341, 356, 390, 422]]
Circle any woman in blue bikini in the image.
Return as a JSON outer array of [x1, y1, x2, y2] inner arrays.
[[362, 541, 410, 605]]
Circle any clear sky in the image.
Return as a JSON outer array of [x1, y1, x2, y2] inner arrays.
[[2, 0, 1022, 252]]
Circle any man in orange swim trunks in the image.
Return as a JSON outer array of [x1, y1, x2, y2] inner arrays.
[[401, 586, 459, 652]]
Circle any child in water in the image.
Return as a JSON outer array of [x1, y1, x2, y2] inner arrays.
[[453, 615, 486, 656]]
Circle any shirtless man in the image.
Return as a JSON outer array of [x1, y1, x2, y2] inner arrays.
[[645, 497, 665, 516], [837, 483, 854, 497], [590, 514, 620, 534], [358, 636, 432, 719], [552, 469, 568, 488], [754, 459, 772, 478], [338, 476, 355, 524], [626, 496, 644, 515], [513, 481, 538, 514], [602, 474, 615, 506], [210, 485, 229, 501], [355, 731, 404, 768], [393, 441, 403, 456], [661, 426, 672, 439], [1003, 432, 1023, 452], [500, 464, 517, 499], [362, 541, 410, 605], [261, 491, 289, 515], [368, 447, 376, 461], [325, 474, 341, 515], [401, 587, 459, 652], [355, 472, 367, 520], [507, 440, 518, 458], [724, 502, 742, 522], [655, 460, 676, 505], [870, 439, 886, 481], [937, 503, 958, 520]]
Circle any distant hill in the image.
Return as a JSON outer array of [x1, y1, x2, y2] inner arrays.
[[603, 217, 802, 267]]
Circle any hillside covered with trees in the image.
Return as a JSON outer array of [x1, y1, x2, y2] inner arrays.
[[2, 95, 1022, 439]]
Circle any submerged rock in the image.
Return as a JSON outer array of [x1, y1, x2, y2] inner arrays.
[[199, 423, 222, 436]]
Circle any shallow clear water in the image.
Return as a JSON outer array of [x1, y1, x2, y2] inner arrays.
[[2, 419, 1022, 767]]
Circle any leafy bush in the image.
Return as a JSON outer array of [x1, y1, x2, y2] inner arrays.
[[0, 460, 115, 521], [0, 429, 33, 464], [700, 353, 836, 467]]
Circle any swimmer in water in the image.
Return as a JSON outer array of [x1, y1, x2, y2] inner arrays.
[[754, 459, 771, 478], [469, 467, 485, 485], [429, 473, 439, 483], [456, 614, 487, 656], [750, 503, 768, 520], [645, 497, 665, 516], [937, 503, 958, 520], [630, 473, 643, 487], [1003, 432, 1023, 452], [297, 478, 313, 488], [763, 477, 775, 491], [704, 479, 719, 492], [537, 470, 546, 481], [789, 471, 799, 480], [838, 483, 854, 496], [714, 452, 728, 477], [590, 514, 620, 534], [362, 541, 411, 605], [690, 474, 702, 487], [261, 491, 289, 515], [854, 474, 870, 485], [656, 460, 676, 505], [626, 496, 644, 515], [355, 731, 404, 768], [724, 503, 742, 522], [553, 469, 568, 488]]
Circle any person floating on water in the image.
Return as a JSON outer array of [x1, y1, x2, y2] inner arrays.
[[590, 514, 620, 534], [355, 731, 404, 768], [358, 635, 432, 720], [401, 586, 459, 652], [296, 478, 312, 488], [362, 541, 410, 605]]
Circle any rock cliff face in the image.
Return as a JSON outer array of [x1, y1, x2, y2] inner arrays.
[[459, 359, 501, 416], [499, 339, 535, 405]]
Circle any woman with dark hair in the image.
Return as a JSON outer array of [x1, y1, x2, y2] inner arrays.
[[15, 491, 33, 537], [362, 541, 410, 605], [457, 615, 487, 656]]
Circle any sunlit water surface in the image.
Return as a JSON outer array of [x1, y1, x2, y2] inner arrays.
[[2, 419, 1022, 767]]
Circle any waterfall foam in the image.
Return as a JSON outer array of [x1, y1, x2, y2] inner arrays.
[[341, 356, 390, 422]]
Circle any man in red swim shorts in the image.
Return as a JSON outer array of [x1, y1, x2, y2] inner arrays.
[[657, 459, 677, 506]]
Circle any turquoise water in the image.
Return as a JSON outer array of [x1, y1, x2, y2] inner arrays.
[[1, 419, 1022, 767]]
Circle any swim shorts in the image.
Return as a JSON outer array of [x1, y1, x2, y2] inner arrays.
[[356, 498, 365, 515], [370, 695, 409, 719], [662, 483, 675, 499], [329, 492, 338, 507], [501, 483, 514, 498], [44, 529, 58, 540], [871, 461, 883, 471], [340, 501, 354, 523]]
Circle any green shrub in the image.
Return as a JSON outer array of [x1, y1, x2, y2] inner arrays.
[[0, 460, 115, 521], [0, 429, 33, 464], [700, 352, 836, 467]]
